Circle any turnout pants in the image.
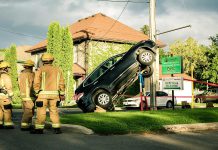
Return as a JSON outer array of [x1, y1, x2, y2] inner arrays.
[[0, 98, 14, 127], [21, 100, 34, 129], [35, 98, 60, 130]]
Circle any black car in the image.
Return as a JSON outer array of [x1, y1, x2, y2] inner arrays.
[[74, 40, 157, 112]]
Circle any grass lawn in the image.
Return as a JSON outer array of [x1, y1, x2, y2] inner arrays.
[[60, 108, 218, 135]]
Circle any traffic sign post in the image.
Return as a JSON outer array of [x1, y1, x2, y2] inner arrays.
[[162, 56, 183, 110], [161, 56, 183, 75]]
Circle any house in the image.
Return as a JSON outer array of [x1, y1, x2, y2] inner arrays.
[[159, 65, 195, 104], [26, 13, 165, 87]]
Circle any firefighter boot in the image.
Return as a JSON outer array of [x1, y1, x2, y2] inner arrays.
[[30, 128, 43, 134], [0, 124, 3, 129], [4, 125, 14, 129], [54, 128, 62, 134]]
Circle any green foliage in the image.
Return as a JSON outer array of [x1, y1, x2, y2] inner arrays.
[[88, 42, 131, 74], [140, 24, 150, 35], [4, 45, 21, 104], [47, 22, 74, 101], [61, 108, 218, 134], [169, 37, 207, 76], [202, 34, 218, 83], [61, 27, 74, 101], [159, 48, 168, 63], [47, 22, 62, 66]]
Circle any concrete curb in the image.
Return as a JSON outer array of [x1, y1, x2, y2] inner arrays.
[[45, 122, 94, 135], [164, 122, 218, 133], [61, 124, 94, 135]]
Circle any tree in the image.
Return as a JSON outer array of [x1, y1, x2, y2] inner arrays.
[[202, 34, 218, 83], [4, 45, 20, 104], [159, 48, 168, 63], [88, 42, 131, 73], [47, 22, 62, 67], [140, 25, 150, 35], [61, 26, 74, 101], [169, 37, 207, 77]]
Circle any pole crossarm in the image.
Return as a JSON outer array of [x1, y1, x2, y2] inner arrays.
[[155, 25, 191, 36]]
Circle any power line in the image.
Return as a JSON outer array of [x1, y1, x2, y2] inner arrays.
[[98, 0, 148, 3], [0, 25, 44, 40], [92, 1, 129, 47], [101, 1, 129, 38]]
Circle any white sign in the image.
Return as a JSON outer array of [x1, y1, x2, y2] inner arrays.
[[162, 77, 184, 90]]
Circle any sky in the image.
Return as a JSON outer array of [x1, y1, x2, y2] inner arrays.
[[0, 0, 217, 49]]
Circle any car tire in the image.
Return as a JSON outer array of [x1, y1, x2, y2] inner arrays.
[[137, 49, 154, 66], [93, 90, 114, 110], [166, 101, 173, 108], [141, 65, 154, 78], [195, 98, 201, 103]]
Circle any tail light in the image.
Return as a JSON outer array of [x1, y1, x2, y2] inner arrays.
[[73, 93, 84, 101]]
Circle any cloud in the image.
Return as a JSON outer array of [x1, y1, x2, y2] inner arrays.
[[156, 0, 218, 46], [0, 0, 217, 48]]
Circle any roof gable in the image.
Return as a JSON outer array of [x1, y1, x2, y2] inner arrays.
[[27, 13, 165, 53]]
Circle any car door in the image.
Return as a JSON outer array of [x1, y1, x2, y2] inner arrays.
[[156, 91, 168, 106]]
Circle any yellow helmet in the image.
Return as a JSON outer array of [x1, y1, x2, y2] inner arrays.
[[0, 61, 10, 69], [41, 53, 54, 61], [23, 60, 34, 67]]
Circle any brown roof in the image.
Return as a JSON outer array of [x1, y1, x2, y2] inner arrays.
[[27, 13, 165, 53]]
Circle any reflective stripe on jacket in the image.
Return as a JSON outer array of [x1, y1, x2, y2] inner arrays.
[[0, 73, 13, 99], [19, 69, 35, 101], [34, 64, 65, 98]]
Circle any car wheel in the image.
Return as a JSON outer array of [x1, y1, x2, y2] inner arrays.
[[195, 98, 201, 103], [93, 90, 113, 110], [137, 49, 154, 66], [141, 65, 154, 78], [166, 101, 173, 108]]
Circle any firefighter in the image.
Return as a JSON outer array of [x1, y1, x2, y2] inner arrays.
[[0, 61, 14, 129], [31, 53, 65, 134], [19, 60, 35, 130]]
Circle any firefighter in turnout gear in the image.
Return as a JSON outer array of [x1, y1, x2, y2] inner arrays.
[[0, 61, 14, 129], [19, 60, 35, 130], [31, 53, 65, 134]]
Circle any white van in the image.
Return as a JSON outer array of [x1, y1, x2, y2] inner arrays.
[[123, 91, 177, 108]]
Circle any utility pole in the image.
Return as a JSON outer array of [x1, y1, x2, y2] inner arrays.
[[149, 0, 157, 110]]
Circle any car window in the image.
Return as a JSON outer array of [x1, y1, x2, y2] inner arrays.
[[146, 92, 150, 96], [84, 54, 122, 86], [157, 91, 168, 96]]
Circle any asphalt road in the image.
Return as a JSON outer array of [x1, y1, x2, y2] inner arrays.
[[1, 127, 218, 150], [0, 109, 217, 150]]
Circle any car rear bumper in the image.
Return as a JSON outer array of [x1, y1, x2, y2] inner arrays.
[[123, 101, 140, 107], [76, 96, 96, 113]]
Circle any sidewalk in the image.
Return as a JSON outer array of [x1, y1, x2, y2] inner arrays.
[[164, 122, 218, 133]]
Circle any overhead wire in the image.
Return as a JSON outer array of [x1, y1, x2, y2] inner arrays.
[[92, 1, 129, 47], [98, 0, 148, 3], [0, 25, 44, 40]]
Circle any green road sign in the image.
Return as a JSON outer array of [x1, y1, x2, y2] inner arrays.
[[161, 56, 182, 75]]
